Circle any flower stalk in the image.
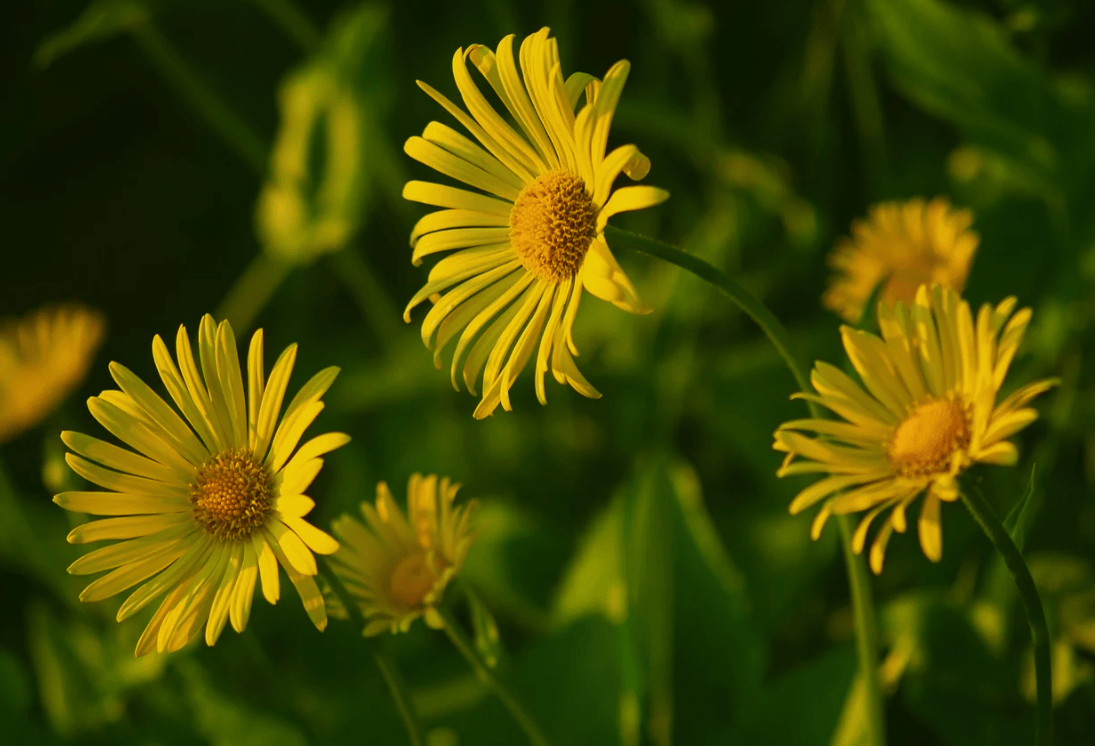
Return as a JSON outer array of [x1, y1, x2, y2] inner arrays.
[[320, 564, 426, 746], [437, 607, 553, 746], [960, 488, 1052, 746], [608, 225, 887, 746]]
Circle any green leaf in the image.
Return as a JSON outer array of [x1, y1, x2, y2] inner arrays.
[[554, 454, 767, 743], [622, 453, 675, 746], [1003, 464, 1037, 551], [829, 671, 871, 746], [552, 496, 626, 628], [726, 646, 856, 745], [34, 1, 150, 69]]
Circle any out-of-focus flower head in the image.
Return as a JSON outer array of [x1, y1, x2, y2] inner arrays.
[[824, 197, 978, 323], [0, 304, 106, 444], [329, 474, 477, 636]]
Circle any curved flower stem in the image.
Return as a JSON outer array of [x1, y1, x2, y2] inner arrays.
[[436, 607, 552, 746], [604, 227, 811, 393], [320, 564, 425, 746], [961, 488, 1052, 746], [608, 225, 886, 746]]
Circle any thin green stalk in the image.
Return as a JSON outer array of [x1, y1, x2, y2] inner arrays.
[[961, 488, 1052, 746], [130, 22, 267, 173], [247, 0, 322, 52], [603, 227, 810, 393], [608, 225, 887, 746], [215, 253, 293, 335], [436, 607, 552, 746], [837, 514, 885, 736], [320, 565, 425, 746]]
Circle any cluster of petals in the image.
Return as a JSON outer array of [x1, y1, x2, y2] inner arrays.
[[55, 316, 345, 655], [328, 474, 477, 636], [403, 27, 668, 418], [775, 285, 1054, 573]]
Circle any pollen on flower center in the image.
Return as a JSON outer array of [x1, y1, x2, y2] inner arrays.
[[389, 553, 436, 607], [190, 448, 273, 541], [886, 399, 971, 477], [509, 170, 597, 282]]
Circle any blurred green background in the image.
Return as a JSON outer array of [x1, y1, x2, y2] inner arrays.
[[4, 0, 1095, 743]]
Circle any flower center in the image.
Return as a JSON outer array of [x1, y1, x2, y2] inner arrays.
[[509, 170, 597, 282], [886, 399, 971, 478], [389, 553, 437, 607], [190, 448, 273, 541]]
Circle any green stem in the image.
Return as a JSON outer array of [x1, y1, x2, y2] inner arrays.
[[961, 489, 1052, 746], [437, 607, 552, 746], [246, 0, 322, 52], [215, 253, 293, 335], [604, 227, 810, 393], [838, 515, 886, 738], [320, 564, 425, 746], [608, 225, 887, 746], [130, 22, 267, 173]]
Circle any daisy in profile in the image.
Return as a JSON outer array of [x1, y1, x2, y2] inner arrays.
[[55, 315, 345, 656], [328, 474, 476, 636], [0, 304, 105, 444], [774, 285, 1054, 574], [402, 27, 669, 418], [824, 197, 978, 323]]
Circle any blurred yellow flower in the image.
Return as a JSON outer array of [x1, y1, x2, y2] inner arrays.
[[255, 64, 365, 264], [55, 315, 346, 656], [328, 474, 477, 636], [403, 27, 668, 418], [774, 285, 1053, 574], [824, 197, 978, 323], [0, 304, 105, 444]]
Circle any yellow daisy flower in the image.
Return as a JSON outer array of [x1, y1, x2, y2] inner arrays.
[[0, 304, 105, 444], [774, 285, 1054, 574], [402, 27, 669, 418], [328, 474, 477, 636], [54, 315, 345, 656], [824, 197, 978, 322]]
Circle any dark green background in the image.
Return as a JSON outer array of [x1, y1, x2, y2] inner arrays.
[[3, 0, 1095, 743]]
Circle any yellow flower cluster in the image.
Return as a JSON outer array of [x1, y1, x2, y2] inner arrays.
[[20, 28, 1053, 667]]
